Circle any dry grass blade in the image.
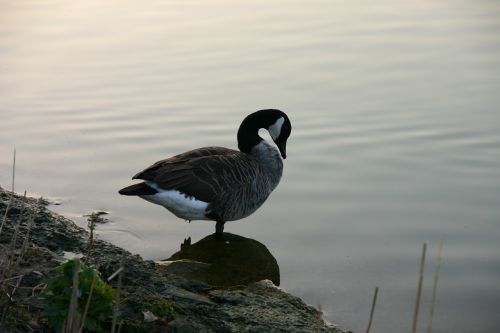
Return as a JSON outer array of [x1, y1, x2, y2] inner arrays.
[[0, 196, 12, 239], [31, 282, 47, 297], [13, 198, 40, 268], [0, 191, 27, 283], [412, 242, 427, 333], [0, 275, 24, 283], [7, 191, 26, 248], [78, 274, 96, 333], [427, 240, 444, 333], [84, 211, 108, 263], [107, 266, 123, 282], [111, 260, 124, 333], [9, 275, 23, 300], [66, 258, 81, 333], [11, 149, 16, 193], [0, 150, 17, 325], [365, 286, 379, 333], [0, 150, 17, 240], [315, 304, 323, 333], [86, 214, 96, 262], [0, 199, 36, 322]]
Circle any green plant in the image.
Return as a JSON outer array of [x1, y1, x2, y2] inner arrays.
[[145, 297, 176, 320], [43, 259, 115, 332]]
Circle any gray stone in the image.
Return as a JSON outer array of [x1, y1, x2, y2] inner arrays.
[[0, 186, 348, 333]]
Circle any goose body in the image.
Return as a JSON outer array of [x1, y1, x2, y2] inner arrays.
[[119, 109, 292, 235]]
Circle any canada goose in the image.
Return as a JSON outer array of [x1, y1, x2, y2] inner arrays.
[[119, 109, 292, 235]]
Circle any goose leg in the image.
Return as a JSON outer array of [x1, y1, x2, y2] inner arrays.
[[215, 221, 225, 236]]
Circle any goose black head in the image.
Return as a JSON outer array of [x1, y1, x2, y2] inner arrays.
[[237, 109, 292, 159]]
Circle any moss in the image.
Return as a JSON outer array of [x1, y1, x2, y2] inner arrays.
[[146, 298, 177, 319], [122, 292, 177, 321]]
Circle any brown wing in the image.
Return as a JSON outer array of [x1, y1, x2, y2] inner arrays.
[[132, 147, 258, 203], [133, 146, 236, 179]]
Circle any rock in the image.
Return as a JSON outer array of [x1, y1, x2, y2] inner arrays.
[[157, 259, 211, 275], [143, 310, 158, 322], [0, 186, 348, 333], [165, 233, 280, 287], [167, 318, 206, 333]]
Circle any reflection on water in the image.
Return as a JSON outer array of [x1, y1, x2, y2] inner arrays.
[[160, 233, 279, 288]]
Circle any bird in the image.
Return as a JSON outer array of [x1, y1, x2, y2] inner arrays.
[[118, 109, 292, 235]]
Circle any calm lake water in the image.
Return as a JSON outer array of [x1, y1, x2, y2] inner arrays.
[[1, 1, 500, 332]]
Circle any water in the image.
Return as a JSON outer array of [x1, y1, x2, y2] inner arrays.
[[1, 0, 500, 332]]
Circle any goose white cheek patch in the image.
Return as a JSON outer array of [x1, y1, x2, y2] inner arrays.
[[268, 117, 285, 141]]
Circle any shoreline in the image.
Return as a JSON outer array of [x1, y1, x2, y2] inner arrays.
[[0, 187, 348, 333]]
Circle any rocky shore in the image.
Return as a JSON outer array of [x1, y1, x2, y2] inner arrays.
[[0, 187, 348, 332]]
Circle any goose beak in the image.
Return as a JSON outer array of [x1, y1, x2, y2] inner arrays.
[[277, 140, 287, 159]]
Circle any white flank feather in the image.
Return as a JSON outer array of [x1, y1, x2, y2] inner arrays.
[[140, 182, 210, 220]]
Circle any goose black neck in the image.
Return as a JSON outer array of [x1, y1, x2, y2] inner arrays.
[[237, 109, 280, 154], [237, 117, 263, 154]]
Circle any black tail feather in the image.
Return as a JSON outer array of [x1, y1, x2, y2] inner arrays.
[[118, 182, 158, 196]]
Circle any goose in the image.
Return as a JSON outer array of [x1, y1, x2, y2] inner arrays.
[[118, 109, 292, 235]]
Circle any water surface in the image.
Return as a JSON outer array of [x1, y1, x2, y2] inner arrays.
[[1, 1, 500, 332]]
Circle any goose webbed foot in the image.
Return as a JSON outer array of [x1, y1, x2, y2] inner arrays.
[[215, 221, 225, 237]]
